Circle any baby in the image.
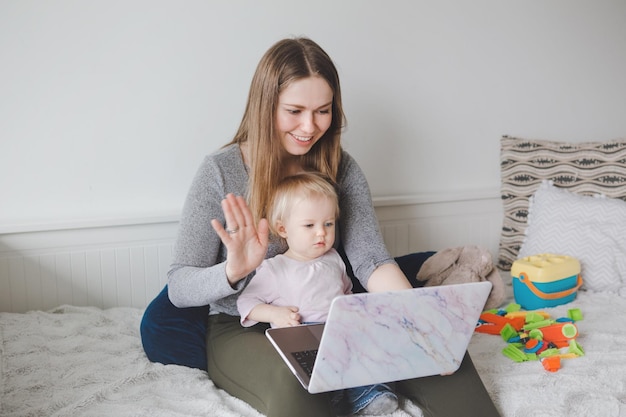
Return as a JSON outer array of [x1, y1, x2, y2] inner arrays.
[[237, 172, 398, 416]]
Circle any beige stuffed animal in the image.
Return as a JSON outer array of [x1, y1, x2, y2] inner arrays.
[[416, 245, 505, 310]]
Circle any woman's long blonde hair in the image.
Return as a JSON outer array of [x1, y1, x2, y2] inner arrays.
[[228, 37, 345, 225]]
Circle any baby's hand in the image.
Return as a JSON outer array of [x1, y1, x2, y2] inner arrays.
[[271, 306, 301, 328]]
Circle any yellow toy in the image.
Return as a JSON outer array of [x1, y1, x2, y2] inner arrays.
[[511, 254, 583, 310]]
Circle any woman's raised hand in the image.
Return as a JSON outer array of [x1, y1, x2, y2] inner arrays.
[[211, 194, 269, 287]]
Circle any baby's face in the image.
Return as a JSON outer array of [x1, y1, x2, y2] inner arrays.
[[280, 196, 336, 262]]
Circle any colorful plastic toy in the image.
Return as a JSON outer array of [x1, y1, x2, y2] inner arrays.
[[511, 254, 583, 309], [475, 303, 584, 372], [541, 356, 561, 372], [533, 322, 578, 348]]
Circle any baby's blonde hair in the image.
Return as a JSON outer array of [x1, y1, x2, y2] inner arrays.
[[268, 172, 340, 238]]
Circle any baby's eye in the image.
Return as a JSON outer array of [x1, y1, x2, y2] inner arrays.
[[325, 222, 334, 227], [304, 223, 314, 228]]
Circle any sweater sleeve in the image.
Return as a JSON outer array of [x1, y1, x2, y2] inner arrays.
[[336, 151, 397, 290], [167, 146, 249, 311]]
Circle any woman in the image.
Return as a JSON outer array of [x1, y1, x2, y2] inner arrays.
[[141, 37, 500, 417]]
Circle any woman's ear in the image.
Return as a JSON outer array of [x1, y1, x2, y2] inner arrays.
[[276, 221, 288, 239]]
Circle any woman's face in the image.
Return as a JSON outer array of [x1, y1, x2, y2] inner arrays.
[[276, 76, 333, 157]]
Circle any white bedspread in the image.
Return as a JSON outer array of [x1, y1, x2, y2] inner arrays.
[[1, 291, 625, 417], [469, 291, 626, 417]]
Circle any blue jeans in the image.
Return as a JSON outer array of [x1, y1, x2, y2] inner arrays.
[[140, 285, 209, 370], [331, 383, 397, 415]]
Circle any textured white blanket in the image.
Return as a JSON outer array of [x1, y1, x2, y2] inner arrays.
[[469, 291, 626, 417], [1, 291, 625, 417]]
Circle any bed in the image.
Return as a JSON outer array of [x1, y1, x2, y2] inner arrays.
[[2, 135, 626, 417], [2, 288, 626, 417]]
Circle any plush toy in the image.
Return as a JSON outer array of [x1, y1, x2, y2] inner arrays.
[[416, 245, 506, 310]]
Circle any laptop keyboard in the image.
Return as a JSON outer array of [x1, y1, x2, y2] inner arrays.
[[291, 349, 318, 377]]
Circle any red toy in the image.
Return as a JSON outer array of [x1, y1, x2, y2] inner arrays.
[[532, 322, 578, 348]]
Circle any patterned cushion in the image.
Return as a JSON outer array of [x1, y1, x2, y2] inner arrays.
[[519, 181, 626, 293], [498, 136, 626, 270]]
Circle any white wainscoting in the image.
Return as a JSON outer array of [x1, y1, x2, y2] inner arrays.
[[0, 221, 178, 313], [0, 193, 503, 313]]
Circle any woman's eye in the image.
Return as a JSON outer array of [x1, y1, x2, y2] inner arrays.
[[318, 109, 331, 115], [287, 109, 300, 115]]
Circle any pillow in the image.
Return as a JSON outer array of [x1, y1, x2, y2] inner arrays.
[[498, 135, 626, 270], [518, 181, 626, 293]]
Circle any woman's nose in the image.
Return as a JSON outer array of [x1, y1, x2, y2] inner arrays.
[[300, 112, 314, 133]]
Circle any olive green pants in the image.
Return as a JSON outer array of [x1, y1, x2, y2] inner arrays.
[[207, 313, 501, 417]]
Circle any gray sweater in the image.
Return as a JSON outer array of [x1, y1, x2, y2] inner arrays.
[[167, 143, 395, 315]]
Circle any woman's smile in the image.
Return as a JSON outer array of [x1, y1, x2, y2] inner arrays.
[[290, 133, 314, 143]]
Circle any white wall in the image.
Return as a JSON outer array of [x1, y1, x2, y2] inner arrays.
[[2, 0, 626, 231]]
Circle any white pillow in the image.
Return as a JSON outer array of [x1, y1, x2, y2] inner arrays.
[[518, 181, 626, 293]]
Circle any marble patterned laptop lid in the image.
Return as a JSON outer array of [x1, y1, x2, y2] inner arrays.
[[307, 281, 492, 393]]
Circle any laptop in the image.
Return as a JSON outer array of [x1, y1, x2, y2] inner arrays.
[[265, 281, 492, 393]]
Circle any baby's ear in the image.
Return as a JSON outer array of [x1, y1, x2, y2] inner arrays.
[[275, 221, 288, 238]]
